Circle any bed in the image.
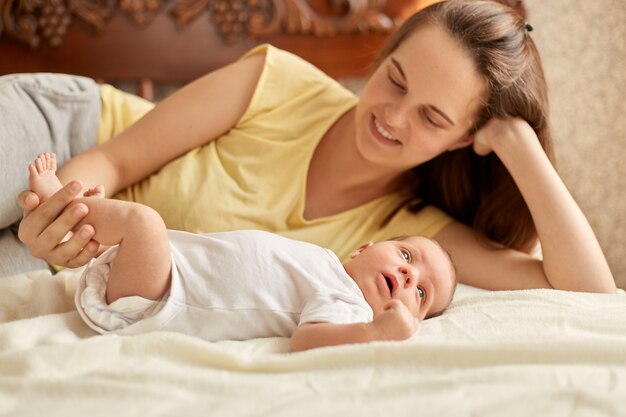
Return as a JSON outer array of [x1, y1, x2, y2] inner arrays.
[[1, 0, 625, 415], [2, 268, 625, 415]]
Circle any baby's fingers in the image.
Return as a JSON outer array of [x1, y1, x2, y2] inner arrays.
[[384, 299, 403, 311]]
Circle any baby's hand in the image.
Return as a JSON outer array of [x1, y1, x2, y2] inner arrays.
[[372, 300, 419, 341]]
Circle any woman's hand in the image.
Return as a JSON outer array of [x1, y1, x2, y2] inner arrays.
[[447, 115, 616, 294], [17, 181, 100, 268], [473, 117, 538, 156]]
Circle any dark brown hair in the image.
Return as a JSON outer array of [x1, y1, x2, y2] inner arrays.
[[375, 0, 555, 251]]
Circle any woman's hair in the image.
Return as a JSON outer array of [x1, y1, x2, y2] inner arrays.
[[375, 0, 555, 251]]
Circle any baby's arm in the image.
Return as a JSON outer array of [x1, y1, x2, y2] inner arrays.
[[290, 300, 418, 352]]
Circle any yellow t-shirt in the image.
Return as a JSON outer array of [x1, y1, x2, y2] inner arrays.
[[98, 83, 155, 144], [98, 44, 452, 261]]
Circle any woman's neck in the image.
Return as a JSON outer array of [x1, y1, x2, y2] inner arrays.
[[305, 108, 411, 218], [324, 108, 409, 191]]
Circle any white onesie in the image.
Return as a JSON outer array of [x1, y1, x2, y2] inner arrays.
[[75, 230, 373, 341]]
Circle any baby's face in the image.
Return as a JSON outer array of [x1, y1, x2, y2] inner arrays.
[[343, 237, 455, 320]]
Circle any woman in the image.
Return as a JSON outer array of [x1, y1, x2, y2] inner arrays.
[[13, 1, 616, 293]]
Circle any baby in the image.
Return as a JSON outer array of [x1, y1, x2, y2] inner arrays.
[[28, 153, 457, 351]]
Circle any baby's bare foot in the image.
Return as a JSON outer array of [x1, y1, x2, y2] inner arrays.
[[28, 152, 63, 202]]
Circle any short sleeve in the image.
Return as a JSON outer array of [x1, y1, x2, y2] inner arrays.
[[238, 44, 354, 125], [299, 293, 373, 326], [97, 84, 154, 145]]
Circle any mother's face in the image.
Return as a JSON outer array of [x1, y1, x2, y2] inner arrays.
[[354, 23, 487, 171]]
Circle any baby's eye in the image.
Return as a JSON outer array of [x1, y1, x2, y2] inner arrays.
[[401, 249, 410, 262], [417, 287, 425, 301]]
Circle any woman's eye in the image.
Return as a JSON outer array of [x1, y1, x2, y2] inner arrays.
[[401, 249, 410, 262], [417, 287, 425, 300], [422, 111, 442, 128], [387, 74, 406, 92], [426, 116, 438, 127]]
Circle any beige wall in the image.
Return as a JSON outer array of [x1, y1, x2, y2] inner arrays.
[[525, 0, 626, 288]]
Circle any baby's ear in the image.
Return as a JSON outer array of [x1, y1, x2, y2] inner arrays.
[[349, 241, 374, 258]]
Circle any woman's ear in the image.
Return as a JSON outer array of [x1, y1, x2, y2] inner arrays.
[[447, 135, 474, 151], [349, 242, 374, 258]]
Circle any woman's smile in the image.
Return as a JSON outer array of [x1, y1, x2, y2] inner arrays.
[[370, 114, 402, 146]]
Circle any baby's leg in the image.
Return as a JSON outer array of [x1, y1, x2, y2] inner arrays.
[[71, 197, 171, 304], [28, 152, 63, 202]]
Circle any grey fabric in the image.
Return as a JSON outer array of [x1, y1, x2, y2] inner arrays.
[[0, 227, 51, 276], [0, 73, 101, 277]]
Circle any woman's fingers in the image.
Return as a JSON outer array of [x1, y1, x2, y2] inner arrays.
[[18, 182, 82, 244], [18, 180, 100, 268], [18, 181, 88, 259], [472, 136, 493, 156], [473, 117, 536, 156], [17, 190, 41, 212], [41, 222, 97, 267], [24, 202, 88, 260], [472, 121, 495, 156], [64, 239, 100, 269]]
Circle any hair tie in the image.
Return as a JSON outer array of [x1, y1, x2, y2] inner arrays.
[[524, 22, 534, 33]]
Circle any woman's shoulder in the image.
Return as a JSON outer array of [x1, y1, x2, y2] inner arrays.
[[240, 43, 345, 96], [238, 43, 357, 124], [241, 44, 330, 80]]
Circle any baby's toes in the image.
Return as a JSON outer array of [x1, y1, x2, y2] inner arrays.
[[84, 185, 105, 198], [28, 163, 38, 178], [46, 152, 57, 171], [92, 185, 105, 198], [34, 155, 45, 174]]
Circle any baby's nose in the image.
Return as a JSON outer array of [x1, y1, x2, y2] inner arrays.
[[399, 265, 417, 286]]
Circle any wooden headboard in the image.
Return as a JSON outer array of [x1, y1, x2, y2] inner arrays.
[[0, 0, 526, 100]]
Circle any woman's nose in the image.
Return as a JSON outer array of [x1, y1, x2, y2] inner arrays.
[[385, 101, 410, 129]]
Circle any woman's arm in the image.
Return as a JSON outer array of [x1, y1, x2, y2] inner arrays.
[[18, 54, 266, 267], [58, 54, 266, 196], [434, 118, 616, 293]]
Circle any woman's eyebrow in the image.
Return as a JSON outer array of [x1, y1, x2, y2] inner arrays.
[[427, 105, 456, 127], [392, 58, 456, 127]]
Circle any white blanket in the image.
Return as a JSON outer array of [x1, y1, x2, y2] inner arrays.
[[1, 268, 625, 416]]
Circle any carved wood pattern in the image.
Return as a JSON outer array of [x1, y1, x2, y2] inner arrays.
[[1, 0, 394, 47]]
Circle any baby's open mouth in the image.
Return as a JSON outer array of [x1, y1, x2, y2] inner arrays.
[[384, 275, 393, 295]]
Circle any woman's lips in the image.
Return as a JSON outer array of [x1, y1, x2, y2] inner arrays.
[[370, 114, 401, 146]]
